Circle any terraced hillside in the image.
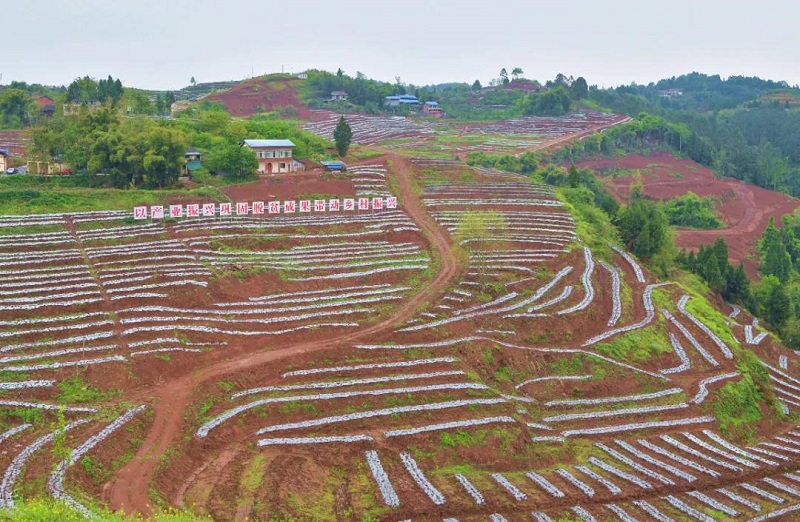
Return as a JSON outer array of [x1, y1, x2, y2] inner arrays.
[[0, 157, 798, 522]]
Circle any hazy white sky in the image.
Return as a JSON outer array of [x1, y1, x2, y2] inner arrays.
[[4, 0, 799, 90]]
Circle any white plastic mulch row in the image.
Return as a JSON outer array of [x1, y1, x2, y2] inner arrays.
[[686, 490, 739, 517], [400, 452, 445, 505], [1, 331, 115, 353], [554, 468, 595, 497], [288, 264, 428, 281], [233, 370, 466, 398], [664, 495, 715, 522], [570, 506, 597, 522], [595, 443, 674, 485], [682, 432, 759, 469], [605, 504, 637, 522], [122, 322, 361, 338], [1, 355, 127, 373], [632, 500, 673, 522], [661, 333, 692, 374], [739, 482, 786, 504], [0, 380, 55, 390], [196, 390, 498, 438], [557, 247, 595, 316], [691, 372, 740, 404], [255, 398, 506, 435], [587, 457, 651, 490], [0, 424, 31, 445], [491, 473, 527, 501], [524, 266, 574, 313], [545, 388, 683, 407], [638, 439, 721, 477], [257, 435, 373, 446], [678, 295, 734, 359], [574, 465, 621, 495], [0, 319, 111, 339], [582, 284, 666, 346], [659, 434, 742, 472], [610, 244, 645, 283], [0, 400, 96, 413], [662, 309, 719, 367], [364, 451, 400, 507], [282, 357, 457, 378], [542, 403, 688, 424], [600, 261, 622, 327], [130, 348, 203, 357], [384, 416, 515, 438], [454, 473, 484, 504], [716, 487, 762, 512], [613, 440, 697, 482], [0, 345, 118, 365], [48, 406, 146, 516], [525, 471, 565, 498], [745, 322, 769, 345], [515, 373, 591, 390], [0, 418, 92, 508]]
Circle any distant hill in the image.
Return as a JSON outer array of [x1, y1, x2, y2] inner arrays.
[[203, 74, 311, 118]]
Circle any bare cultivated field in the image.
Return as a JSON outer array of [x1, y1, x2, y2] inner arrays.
[[0, 155, 798, 521]]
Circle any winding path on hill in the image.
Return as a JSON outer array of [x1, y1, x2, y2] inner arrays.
[[104, 154, 463, 515]]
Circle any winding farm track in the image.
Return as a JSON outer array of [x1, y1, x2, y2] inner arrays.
[[104, 155, 463, 515]]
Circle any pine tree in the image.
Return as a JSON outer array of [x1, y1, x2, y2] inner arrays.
[[333, 116, 352, 157]]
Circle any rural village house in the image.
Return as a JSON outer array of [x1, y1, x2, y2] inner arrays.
[[0, 149, 7, 173], [240, 139, 296, 174], [32, 95, 56, 117], [385, 94, 421, 107], [422, 101, 443, 117]]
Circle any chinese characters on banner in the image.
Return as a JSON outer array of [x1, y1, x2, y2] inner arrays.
[[133, 197, 399, 219]]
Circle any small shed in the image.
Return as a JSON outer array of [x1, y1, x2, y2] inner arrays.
[[183, 147, 203, 177], [0, 149, 8, 173], [321, 160, 346, 172]]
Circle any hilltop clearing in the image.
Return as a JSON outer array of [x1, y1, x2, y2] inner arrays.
[[204, 76, 315, 120]]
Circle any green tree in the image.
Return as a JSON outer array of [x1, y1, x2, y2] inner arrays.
[[511, 68, 523, 80], [472, 80, 482, 91], [616, 199, 670, 260], [0, 89, 35, 128], [500, 68, 509, 85], [333, 116, 352, 157], [759, 217, 793, 282], [206, 143, 258, 178], [756, 276, 791, 327], [571, 77, 589, 99]]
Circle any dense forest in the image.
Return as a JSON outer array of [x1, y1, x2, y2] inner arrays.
[[584, 73, 800, 197]]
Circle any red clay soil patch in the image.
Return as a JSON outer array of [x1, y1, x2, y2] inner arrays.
[[578, 152, 800, 278], [222, 171, 355, 202], [205, 77, 313, 119]]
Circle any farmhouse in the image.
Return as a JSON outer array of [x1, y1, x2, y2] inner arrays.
[[241, 139, 296, 174], [330, 90, 348, 101], [385, 94, 421, 108], [32, 95, 55, 117], [422, 101, 443, 117], [0, 149, 7, 173]]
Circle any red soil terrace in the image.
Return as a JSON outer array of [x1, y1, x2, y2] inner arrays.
[[578, 152, 800, 278]]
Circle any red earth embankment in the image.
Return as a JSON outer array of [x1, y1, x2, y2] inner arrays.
[[577, 151, 800, 278]]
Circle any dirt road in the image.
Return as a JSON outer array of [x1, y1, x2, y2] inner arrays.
[[105, 156, 462, 515]]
